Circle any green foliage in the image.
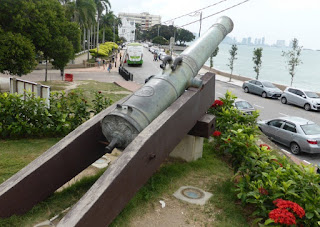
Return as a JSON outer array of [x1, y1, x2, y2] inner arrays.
[[152, 36, 168, 45], [92, 91, 113, 114], [0, 0, 80, 76], [0, 90, 113, 138], [90, 41, 118, 57], [176, 28, 195, 45], [50, 36, 74, 74], [0, 30, 36, 76], [210, 47, 219, 69], [210, 91, 320, 226], [282, 38, 303, 86], [253, 48, 263, 80], [227, 44, 238, 81]]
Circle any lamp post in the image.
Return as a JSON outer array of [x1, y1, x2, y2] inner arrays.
[[85, 40, 89, 61]]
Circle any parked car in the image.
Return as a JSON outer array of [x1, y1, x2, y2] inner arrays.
[[258, 116, 320, 154], [158, 51, 168, 60], [242, 80, 282, 98], [233, 98, 256, 115], [280, 87, 320, 111]]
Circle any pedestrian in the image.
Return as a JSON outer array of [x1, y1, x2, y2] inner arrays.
[[108, 62, 112, 73], [102, 59, 105, 69], [112, 55, 115, 63], [114, 60, 117, 68], [120, 53, 122, 61]]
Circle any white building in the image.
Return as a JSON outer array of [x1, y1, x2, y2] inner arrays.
[[118, 12, 161, 31], [118, 18, 135, 42]]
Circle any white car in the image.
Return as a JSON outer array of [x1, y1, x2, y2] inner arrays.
[[159, 52, 169, 61]]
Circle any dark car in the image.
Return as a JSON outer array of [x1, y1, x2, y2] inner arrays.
[[242, 80, 282, 98]]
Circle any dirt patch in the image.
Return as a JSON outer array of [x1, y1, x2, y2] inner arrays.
[[129, 171, 218, 227], [130, 195, 216, 227]]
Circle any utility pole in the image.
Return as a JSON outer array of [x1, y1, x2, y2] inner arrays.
[[199, 12, 202, 38], [113, 20, 115, 43]]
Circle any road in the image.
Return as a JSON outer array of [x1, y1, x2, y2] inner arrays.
[[122, 47, 162, 84]]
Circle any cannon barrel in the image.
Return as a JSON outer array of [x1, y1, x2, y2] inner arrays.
[[102, 16, 233, 152]]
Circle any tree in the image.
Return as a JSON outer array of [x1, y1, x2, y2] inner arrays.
[[152, 36, 168, 45], [282, 38, 303, 86], [95, 0, 111, 52], [209, 47, 219, 72], [50, 36, 74, 79], [0, 0, 81, 80], [253, 48, 263, 79], [227, 44, 238, 82], [176, 28, 195, 45], [0, 30, 36, 76]]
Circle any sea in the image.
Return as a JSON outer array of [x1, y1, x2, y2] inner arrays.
[[179, 43, 320, 92]]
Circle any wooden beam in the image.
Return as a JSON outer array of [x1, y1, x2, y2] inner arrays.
[[0, 98, 128, 218], [58, 73, 215, 226]]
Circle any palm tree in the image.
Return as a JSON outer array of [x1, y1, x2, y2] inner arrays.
[[62, 0, 96, 50], [100, 11, 116, 43], [95, 0, 111, 52]]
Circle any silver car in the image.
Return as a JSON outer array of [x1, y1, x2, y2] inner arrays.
[[258, 116, 320, 154], [233, 99, 255, 115], [280, 87, 320, 111], [242, 80, 283, 98]]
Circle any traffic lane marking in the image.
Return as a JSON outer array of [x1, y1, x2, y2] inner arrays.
[[254, 104, 264, 109], [279, 112, 289, 116]]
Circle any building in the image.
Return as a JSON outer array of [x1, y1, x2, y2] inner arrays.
[[118, 18, 135, 42], [276, 40, 286, 47], [241, 38, 247, 45], [118, 12, 161, 31]]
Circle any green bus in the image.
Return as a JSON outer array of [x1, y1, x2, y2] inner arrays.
[[126, 43, 143, 65]]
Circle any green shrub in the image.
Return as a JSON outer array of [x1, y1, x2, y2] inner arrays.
[[0, 90, 113, 138], [210, 91, 320, 226], [90, 42, 118, 58]]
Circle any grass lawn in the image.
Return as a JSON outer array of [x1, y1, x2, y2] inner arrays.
[[0, 138, 251, 226], [0, 138, 61, 184], [39, 80, 130, 107]]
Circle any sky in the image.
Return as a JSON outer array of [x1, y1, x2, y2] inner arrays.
[[110, 0, 320, 50]]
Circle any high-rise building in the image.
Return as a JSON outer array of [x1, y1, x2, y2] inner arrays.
[[118, 12, 161, 31], [247, 37, 252, 45], [241, 38, 247, 45], [276, 40, 286, 47], [262, 37, 265, 45], [118, 18, 135, 42]]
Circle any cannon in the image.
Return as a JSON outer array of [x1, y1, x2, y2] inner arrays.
[[0, 16, 234, 226], [102, 16, 234, 152]]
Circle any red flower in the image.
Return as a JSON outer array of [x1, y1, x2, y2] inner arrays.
[[98, 91, 102, 94], [269, 199, 305, 225], [273, 199, 305, 218], [259, 144, 271, 150], [211, 100, 224, 107], [271, 159, 283, 167], [269, 208, 296, 225], [225, 138, 231, 144], [258, 187, 268, 195], [212, 131, 222, 137]]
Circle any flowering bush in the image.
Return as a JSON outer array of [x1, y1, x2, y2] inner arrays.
[[92, 91, 113, 114], [260, 143, 271, 150], [209, 91, 320, 226], [266, 199, 305, 225]]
